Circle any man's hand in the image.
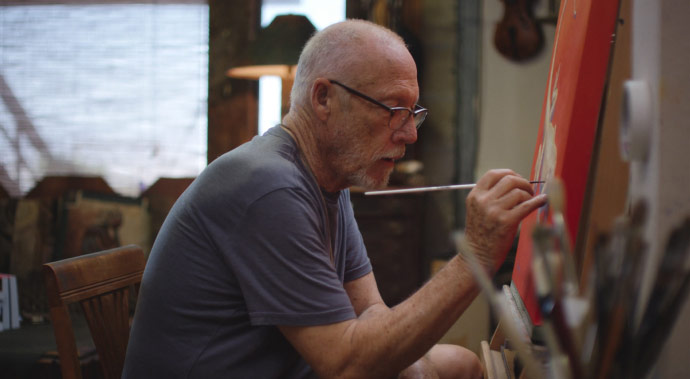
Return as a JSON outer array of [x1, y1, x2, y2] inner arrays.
[[464, 169, 547, 273]]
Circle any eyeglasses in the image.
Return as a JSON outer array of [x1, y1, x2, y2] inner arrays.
[[329, 79, 428, 130]]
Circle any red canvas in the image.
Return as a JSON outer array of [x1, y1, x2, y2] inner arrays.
[[512, 0, 621, 326]]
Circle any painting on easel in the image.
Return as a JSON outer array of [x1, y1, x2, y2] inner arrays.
[[511, 0, 621, 328]]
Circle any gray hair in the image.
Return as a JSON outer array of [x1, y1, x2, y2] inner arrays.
[[289, 19, 406, 110]]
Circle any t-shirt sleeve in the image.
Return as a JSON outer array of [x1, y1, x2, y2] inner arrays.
[[340, 189, 372, 283], [227, 188, 356, 327]]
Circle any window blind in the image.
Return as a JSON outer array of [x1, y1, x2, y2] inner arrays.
[[0, 1, 208, 196]]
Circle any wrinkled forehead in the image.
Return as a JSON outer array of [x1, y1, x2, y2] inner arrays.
[[343, 38, 418, 92]]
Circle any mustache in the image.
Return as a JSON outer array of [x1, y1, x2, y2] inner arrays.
[[374, 147, 406, 161]]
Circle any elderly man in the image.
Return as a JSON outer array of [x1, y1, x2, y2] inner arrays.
[[123, 19, 546, 378]]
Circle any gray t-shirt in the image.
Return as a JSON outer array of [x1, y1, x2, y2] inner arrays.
[[123, 126, 372, 378]]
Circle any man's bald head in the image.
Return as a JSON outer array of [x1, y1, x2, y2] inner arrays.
[[290, 20, 412, 110]]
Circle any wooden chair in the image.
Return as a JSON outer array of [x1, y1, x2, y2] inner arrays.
[[43, 245, 145, 379]]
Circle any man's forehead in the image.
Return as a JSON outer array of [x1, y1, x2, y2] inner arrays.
[[346, 47, 416, 82]]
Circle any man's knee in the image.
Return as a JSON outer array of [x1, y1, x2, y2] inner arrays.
[[398, 358, 439, 379], [428, 344, 483, 379]]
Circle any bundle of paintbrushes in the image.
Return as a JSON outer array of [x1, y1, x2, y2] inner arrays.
[[458, 178, 690, 379], [587, 203, 690, 379], [525, 183, 690, 379], [524, 179, 591, 379], [524, 184, 690, 379]]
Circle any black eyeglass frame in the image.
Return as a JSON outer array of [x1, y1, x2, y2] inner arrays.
[[328, 79, 428, 130]]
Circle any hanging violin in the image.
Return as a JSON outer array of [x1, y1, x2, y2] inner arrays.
[[494, 0, 544, 62]]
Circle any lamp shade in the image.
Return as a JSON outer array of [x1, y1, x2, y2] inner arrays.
[[227, 14, 316, 80]]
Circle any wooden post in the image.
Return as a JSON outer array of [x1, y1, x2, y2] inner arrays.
[[207, 0, 261, 163]]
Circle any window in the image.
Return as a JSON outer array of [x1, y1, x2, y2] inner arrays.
[[0, 1, 208, 196]]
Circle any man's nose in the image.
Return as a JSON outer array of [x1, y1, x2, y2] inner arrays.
[[391, 119, 418, 144]]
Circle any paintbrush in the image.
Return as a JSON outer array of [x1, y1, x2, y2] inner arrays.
[[545, 178, 579, 296], [364, 180, 544, 196]]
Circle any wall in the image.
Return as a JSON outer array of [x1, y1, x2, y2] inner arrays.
[[476, 1, 556, 179]]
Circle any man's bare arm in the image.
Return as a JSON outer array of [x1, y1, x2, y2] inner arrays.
[[279, 169, 547, 378], [280, 258, 478, 378]]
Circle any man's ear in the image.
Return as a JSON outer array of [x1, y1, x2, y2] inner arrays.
[[311, 78, 332, 122]]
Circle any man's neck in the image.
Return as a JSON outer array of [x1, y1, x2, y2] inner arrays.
[[281, 115, 345, 193]]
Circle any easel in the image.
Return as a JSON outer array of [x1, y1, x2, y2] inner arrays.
[[481, 321, 518, 379]]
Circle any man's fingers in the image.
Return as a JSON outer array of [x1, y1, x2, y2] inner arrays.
[[491, 175, 536, 198], [486, 192, 547, 230], [475, 169, 518, 190], [511, 193, 548, 221], [497, 187, 535, 210]]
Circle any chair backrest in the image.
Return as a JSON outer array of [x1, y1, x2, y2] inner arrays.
[[43, 244, 145, 379]]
